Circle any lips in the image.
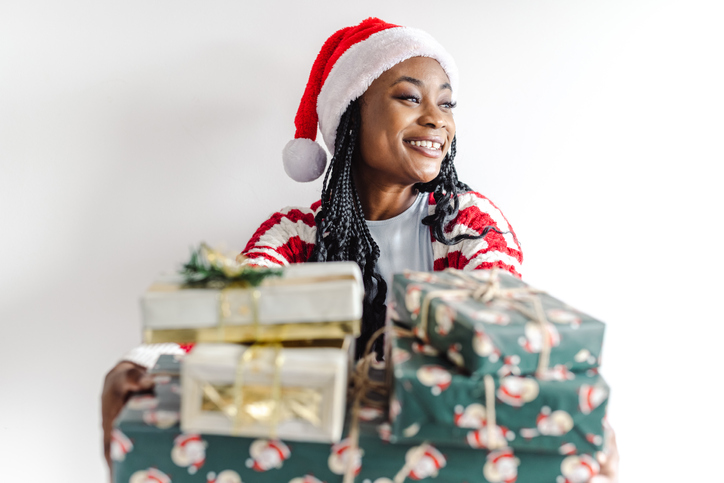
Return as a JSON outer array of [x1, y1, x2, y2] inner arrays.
[[404, 136, 446, 158]]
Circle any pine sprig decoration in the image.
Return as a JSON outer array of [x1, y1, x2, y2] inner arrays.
[[180, 244, 282, 288]]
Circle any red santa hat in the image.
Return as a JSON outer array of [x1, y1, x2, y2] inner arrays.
[[558, 454, 600, 483], [248, 440, 291, 471], [578, 384, 608, 415], [146, 468, 172, 483], [173, 434, 206, 474], [283, 17, 459, 182], [408, 445, 446, 480], [110, 429, 133, 461], [329, 438, 362, 475]]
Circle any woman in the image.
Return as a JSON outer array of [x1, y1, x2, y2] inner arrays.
[[242, 18, 522, 358], [102, 18, 617, 481]]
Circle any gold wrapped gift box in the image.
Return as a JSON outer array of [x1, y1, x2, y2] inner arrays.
[[181, 338, 353, 443]]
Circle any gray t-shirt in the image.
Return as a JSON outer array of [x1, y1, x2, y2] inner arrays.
[[366, 193, 434, 299]]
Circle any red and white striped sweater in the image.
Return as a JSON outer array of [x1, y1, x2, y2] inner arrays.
[[123, 191, 522, 369], [242, 191, 523, 277]]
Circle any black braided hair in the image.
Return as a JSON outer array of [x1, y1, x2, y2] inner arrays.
[[414, 137, 505, 245], [310, 100, 498, 358]]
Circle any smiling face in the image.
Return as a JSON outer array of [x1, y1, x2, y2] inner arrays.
[[355, 56, 456, 189]]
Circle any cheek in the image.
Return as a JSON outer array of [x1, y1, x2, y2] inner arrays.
[[358, 118, 400, 161], [446, 115, 456, 139], [445, 120, 456, 155]]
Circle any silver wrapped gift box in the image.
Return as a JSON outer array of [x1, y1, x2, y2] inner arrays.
[[141, 261, 363, 343]]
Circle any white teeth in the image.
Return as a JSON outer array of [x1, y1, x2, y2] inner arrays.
[[409, 140, 441, 150]]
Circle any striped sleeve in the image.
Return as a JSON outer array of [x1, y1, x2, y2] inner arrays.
[[432, 191, 523, 277], [240, 202, 320, 267], [122, 343, 185, 369]]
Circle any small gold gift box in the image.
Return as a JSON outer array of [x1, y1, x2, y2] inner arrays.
[[181, 338, 353, 443]]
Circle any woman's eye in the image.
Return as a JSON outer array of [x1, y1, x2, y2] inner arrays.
[[440, 101, 457, 109], [397, 95, 420, 103]]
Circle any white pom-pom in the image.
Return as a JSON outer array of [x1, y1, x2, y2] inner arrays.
[[282, 138, 327, 182]]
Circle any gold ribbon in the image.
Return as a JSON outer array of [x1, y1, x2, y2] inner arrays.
[[201, 384, 322, 426], [218, 288, 262, 342], [233, 343, 284, 438], [195, 277, 324, 439], [198, 343, 326, 439], [144, 270, 361, 344], [392, 442, 432, 483], [484, 374, 507, 450], [144, 320, 360, 344], [416, 268, 552, 377], [202, 243, 247, 278]]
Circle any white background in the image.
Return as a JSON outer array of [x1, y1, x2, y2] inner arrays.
[[1, 1, 722, 481]]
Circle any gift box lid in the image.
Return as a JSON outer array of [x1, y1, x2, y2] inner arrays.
[[180, 339, 352, 443], [141, 261, 364, 330], [391, 269, 606, 377]]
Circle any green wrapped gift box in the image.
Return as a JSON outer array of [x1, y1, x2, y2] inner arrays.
[[389, 334, 609, 455], [390, 269, 606, 378], [112, 356, 605, 483]]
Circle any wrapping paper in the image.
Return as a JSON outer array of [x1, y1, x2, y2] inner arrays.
[[389, 334, 609, 455], [141, 261, 363, 344], [113, 356, 605, 483], [391, 269, 606, 377], [181, 339, 352, 443]]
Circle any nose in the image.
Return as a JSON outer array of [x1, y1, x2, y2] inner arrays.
[[418, 100, 446, 129]]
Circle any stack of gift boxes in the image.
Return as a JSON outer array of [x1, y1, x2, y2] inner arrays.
[[385, 268, 609, 482], [112, 258, 609, 483]]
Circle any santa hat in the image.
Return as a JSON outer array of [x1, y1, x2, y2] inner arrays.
[[484, 449, 518, 483], [329, 438, 362, 475], [174, 434, 205, 474], [454, 403, 486, 428], [146, 468, 171, 483], [558, 442, 577, 455], [283, 17, 459, 182], [408, 445, 446, 480], [558, 454, 600, 483], [578, 384, 608, 415], [110, 429, 133, 461], [248, 440, 290, 471]]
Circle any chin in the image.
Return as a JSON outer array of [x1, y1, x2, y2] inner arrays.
[[416, 167, 442, 185]]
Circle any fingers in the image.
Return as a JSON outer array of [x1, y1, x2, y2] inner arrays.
[[101, 361, 154, 481], [123, 369, 154, 396], [594, 423, 619, 483], [104, 436, 113, 482]]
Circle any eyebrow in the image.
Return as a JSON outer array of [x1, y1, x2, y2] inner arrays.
[[390, 76, 452, 91]]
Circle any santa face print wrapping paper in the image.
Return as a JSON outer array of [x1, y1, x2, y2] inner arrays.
[[389, 335, 609, 455], [390, 270, 606, 378], [113, 356, 604, 483]]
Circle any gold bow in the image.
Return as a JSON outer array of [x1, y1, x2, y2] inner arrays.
[[200, 343, 324, 438]]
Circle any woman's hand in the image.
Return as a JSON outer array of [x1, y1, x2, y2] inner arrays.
[[101, 361, 154, 476], [590, 421, 619, 483]]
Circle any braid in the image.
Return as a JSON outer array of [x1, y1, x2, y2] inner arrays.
[[416, 136, 504, 245], [310, 101, 387, 358]]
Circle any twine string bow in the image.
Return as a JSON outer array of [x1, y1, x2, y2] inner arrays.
[[418, 268, 553, 377]]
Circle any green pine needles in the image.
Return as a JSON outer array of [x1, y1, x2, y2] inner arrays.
[[180, 244, 282, 288]]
